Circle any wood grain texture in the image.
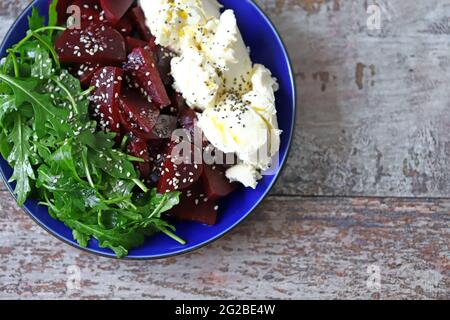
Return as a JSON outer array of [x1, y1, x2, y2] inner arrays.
[[0, 0, 449, 300], [254, 0, 450, 197], [0, 192, 448, 300]]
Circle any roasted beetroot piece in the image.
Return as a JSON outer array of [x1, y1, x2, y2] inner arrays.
[[178, 107, 197, 129], [77, 1, 102, 27], [129, 6, 154, 41], [168, 182, 218, 226], [171, 92, 188, 114], [127, 137, 151, 179], [70, 62, 101, 88], [116, 15, 133, 36], [146, 139, 170, 186], [56, 0, 72, 24], [152, 115, 177, 139], [100, 0, 134, 25], [125, 36, 148, 53], [90, 67, 123, 133], [202, 165, 238, 201], [118, 110, 152, 140], [123, 48, 171, 108], [55, 23, 126, 65], [119, 90, 160, 135], [178, 107, 207, 147], [148, 37, 157, 51], [154, 46, 174, 86], [56, 0, 101, 26], [157, 142, 204, 193]]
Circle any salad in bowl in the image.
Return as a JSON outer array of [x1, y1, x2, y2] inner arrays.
[[0, 0, 294, 258]]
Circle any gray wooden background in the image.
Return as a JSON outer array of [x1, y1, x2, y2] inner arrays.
[[0, 0, 448, 299]]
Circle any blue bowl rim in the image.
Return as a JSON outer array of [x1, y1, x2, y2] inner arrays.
[[0, 0, 297, 260]]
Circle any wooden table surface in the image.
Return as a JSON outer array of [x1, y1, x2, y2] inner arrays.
[[0, 0, 448, 300]]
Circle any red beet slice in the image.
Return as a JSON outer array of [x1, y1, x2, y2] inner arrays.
[[119, 108, 176, 141], [202, 165, 238, 201], [118, 109, 152, 140], [177, 107, 207, 147], [168, 182, 218, 226], [152, 115, 178, 139], [56, 0, 101, 26], [90, 67, 123, 133], [147, 139, 170, 186], [119, 90, 160, 134], [116, 15, 133, 36], [153, 46, 174, 86], [157, 142, 204, 193], [123, 48, 170, 108], [100, 0, 134, 25], [125, 36, 148, 53], [70, 62, 101, 88], [171, 92, 188, 114], [129, 6, 154, 41], [178, 107, 197, 129], [55, 23, 126, 65], [127, 137, 151, 179], [56, 0, 72, 25]]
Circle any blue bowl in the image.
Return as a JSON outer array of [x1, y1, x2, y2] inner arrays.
[[0, 0, 296, 259]]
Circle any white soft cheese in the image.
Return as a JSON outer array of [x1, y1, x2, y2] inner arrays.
[[225, 164, 262, 189], [140, 0, 221, 52], [201, 10, 253, 93], [171, 47, 221, 110], [141, 0, 282, 188], [197, 94, 268, 156]]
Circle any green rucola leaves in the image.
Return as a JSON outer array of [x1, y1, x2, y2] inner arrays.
[[7, 114, 35, 205], [0, 1, 184, 258]]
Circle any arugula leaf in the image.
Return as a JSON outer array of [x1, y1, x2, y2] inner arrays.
[[0, 94, 16, 126], [48, 0, 59, 30], [0, 130, 12, 160], [65, 219, 146, 258], [72, 229, 90, 248], [7, 113, 35, 205], [0, 74, 70, 138], [50, 141, 80, 180], [31, 46, 53, 79], [28, 7, 45, 31], [0, 3, 186, 257], [89, 148, 138, 180]]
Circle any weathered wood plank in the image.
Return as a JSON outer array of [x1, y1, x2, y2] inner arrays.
[[0, 192, 448, 299]]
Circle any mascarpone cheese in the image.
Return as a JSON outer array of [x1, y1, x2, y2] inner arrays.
[[141, 0, 282, 188]]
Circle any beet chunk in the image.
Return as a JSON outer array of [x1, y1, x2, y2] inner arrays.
[[90, 67, 123, 133], [171, 92, 188, 114], [100, 0, 134, 25], [202, 165, 238, 201], [154, 46, 174, 86], [157, 142, 204, 193], [116, 16, 133, 36], [119, 90, 160, 135], [70, 62, 101, 88], [152, 115, 178, 139], [129, 6, 154, 41], [55, 23, 126, 65], [125, 36, 149, 53], [123, 48, 170, 108], [127, 137, 151, 179], [56, 0, 101, 27], [168, 182, 218, 226]]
